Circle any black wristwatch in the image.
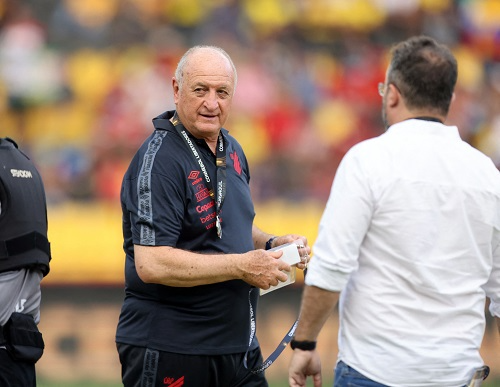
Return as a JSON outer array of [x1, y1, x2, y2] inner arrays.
[[290, 339, 317, 351], [265, 236, 277, 250]]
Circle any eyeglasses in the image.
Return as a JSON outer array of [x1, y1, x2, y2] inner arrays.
[[378, 81, 400, 97], [378, 82, 386, 97]]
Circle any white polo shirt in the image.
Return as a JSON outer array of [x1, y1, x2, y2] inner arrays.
[[306, 119, 500, 387]]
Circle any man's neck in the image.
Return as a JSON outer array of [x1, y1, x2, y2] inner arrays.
[[170, 113, 219, 154], [392, 109, 447, 127], [205, 138, 218, 155]]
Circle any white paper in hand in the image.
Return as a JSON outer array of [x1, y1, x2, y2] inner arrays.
[[260, 243, 301, 296]]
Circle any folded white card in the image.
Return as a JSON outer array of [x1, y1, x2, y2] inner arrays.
[[260, 243, 301, 296]]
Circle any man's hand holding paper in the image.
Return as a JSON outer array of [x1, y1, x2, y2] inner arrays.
[[261, 241, 309, 295]]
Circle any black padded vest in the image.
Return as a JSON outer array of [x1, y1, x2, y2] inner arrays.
[[0, 138, 50, 275]]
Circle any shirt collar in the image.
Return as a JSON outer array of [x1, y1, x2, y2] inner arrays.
[[386, 118, 461, 140]]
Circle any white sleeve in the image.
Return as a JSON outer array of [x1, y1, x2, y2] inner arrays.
[[487, 240, 500, 317], [305, 146, 374, 292]]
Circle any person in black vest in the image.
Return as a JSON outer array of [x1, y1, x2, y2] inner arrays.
[[116, 45, 311, 387], [0, 137, 51, 387]]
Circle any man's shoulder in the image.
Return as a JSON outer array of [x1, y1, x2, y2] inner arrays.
[[124, 130, 186, 180], [345, 134, 386, 157], [138, 128, 181, 154], [221, 128, 240, 143]]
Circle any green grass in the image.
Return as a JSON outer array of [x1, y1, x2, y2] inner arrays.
[[38, 383, 121, 387], [36, 379, 295, 387], [38, 378, 500, 387]]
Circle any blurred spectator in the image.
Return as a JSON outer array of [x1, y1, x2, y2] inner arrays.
[[48, 0, 118, 50], [0, 3, 66, 147], [0, 0, 498, 205]]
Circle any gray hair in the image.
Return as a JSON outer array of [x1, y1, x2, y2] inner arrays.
[[174, 45, 238, 91]]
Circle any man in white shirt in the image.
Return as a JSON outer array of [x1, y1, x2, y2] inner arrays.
[[288, 35, 500, 387]]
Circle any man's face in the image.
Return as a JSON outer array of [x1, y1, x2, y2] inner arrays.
[[173, 49, 235, 141], [379, 66, 392, 130], [381, 87, 389, 130]]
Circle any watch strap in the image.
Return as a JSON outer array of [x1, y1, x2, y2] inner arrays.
[[290, 339, 317, 351], [265, 236, 277, 250]]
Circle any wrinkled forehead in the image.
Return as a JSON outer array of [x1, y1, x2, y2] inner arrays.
[[184, 49, 234, 84]]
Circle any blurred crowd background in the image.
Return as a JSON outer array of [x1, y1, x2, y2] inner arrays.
[[1, 0, 499, 207], [1, 1, 500, 385]]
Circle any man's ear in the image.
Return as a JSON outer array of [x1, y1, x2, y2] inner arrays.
[[172, 77, 179, 103], [386, 83, 400, 108]]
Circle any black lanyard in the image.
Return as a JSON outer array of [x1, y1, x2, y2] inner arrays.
[[244, 288, 299, 374], [171, 113, 227, 238]]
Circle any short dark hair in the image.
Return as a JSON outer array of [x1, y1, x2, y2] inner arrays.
[[388, 35, 457, 116]]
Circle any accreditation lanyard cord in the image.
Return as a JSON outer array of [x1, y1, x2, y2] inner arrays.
[[244, 288, 300, 374], [171, 114, 227, 238]]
